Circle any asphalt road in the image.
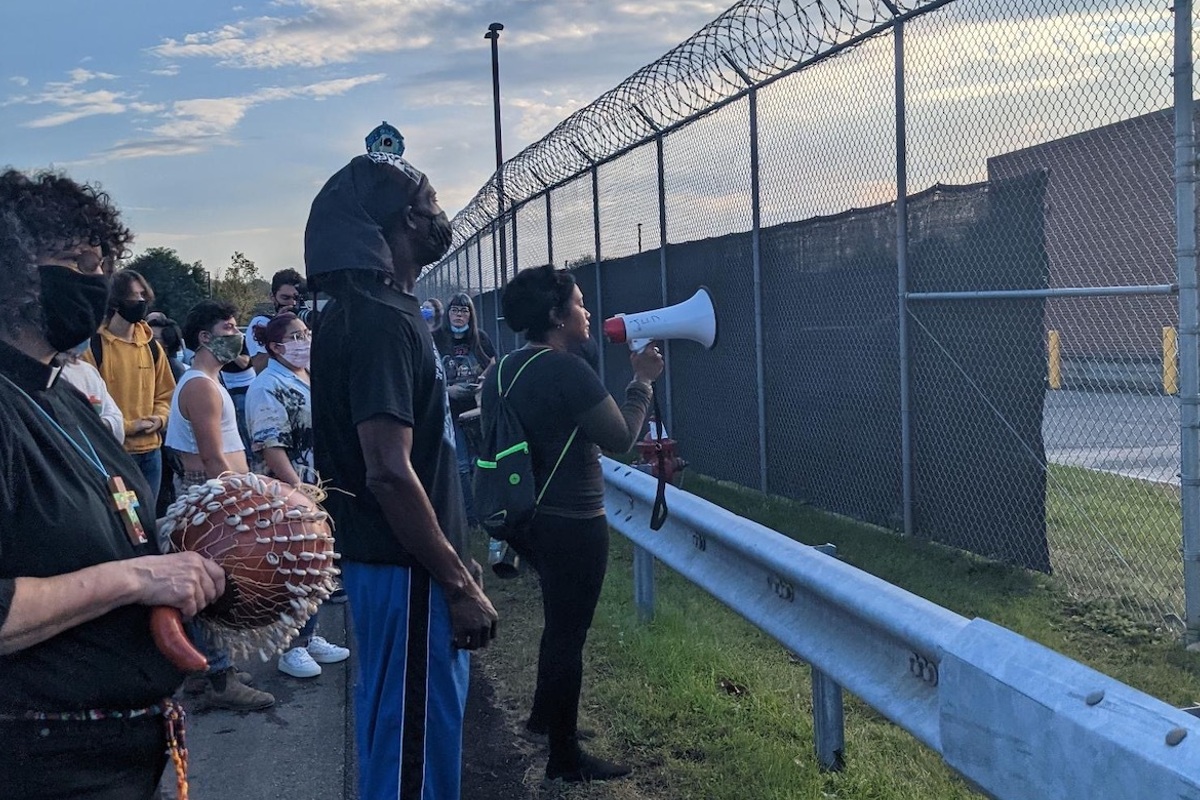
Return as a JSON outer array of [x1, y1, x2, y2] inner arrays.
[[1042, 389, 1181, 485]]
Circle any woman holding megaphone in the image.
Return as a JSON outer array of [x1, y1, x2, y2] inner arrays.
[[483, 264, 662, 783]]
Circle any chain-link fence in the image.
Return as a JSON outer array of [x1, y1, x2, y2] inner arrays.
[[418, 0, 1200, 631]]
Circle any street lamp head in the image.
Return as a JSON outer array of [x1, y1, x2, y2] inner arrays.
[[488, 22, 504, 32]]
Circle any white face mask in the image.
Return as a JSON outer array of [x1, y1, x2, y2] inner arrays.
[[281, 340, 311, 369]]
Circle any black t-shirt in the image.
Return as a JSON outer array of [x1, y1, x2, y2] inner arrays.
[[434, 328, 496, 418], [311, 284, 467, 565], [0, 340, 181, 713], [480, 347, 609, 518]]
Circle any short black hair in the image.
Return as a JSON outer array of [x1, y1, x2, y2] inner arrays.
[[158, 320, 184, 357], [271, 268, 306, 295], [502, 265, 576, 341], [183, 299, 238, 351]]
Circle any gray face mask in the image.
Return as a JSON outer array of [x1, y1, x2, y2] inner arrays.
[[205, 332, 244, 364]]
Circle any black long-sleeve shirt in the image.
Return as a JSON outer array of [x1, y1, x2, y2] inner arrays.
[[0, 340, 180, 713]]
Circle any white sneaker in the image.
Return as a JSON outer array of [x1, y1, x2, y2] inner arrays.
[[307, 636, 350, 664], [278, 647, 322, 678]]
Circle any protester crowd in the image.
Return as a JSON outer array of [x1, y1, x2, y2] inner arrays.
[[0, 145, 661, 799]]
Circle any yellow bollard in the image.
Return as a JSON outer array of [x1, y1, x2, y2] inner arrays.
[[1164, 326, 1179, 395], [1047, 329, 1061, 390]]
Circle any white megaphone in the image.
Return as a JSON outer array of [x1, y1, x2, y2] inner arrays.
[[602, 287, 718, 352]]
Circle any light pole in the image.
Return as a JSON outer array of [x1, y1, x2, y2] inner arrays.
[[485, 22, 507, 348]]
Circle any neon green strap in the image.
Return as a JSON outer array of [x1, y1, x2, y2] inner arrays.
[[475, 440, 529, 470], [498, 348, 551, 398], [536, 426, 579, 505]]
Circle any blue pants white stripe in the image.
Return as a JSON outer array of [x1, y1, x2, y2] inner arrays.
[[343, 561, 469, 800]]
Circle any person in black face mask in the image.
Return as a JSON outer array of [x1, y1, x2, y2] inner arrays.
[[0, 168, 226, 799], [305, 151, 498, 800], [85, 269, 176, 506]]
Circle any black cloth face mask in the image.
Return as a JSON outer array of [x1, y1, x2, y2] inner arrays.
[[117, 299, 148, 324], [37, 265, 109, 352], [412, 210, 453, 267]]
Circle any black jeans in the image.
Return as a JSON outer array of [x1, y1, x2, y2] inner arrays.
[[513, 513, 609, 754], [0, 716, 167, 799]]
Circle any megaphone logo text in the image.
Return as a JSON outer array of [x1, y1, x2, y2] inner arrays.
[[602, 288, 718, 352]]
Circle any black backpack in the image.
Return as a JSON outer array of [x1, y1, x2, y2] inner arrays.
[[474, 349, 578, 541]]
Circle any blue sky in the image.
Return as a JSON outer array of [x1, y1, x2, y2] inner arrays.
[[1, 0, 725, 279]]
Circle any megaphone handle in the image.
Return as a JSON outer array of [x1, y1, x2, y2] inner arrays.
[[650, 384, 669, 531]]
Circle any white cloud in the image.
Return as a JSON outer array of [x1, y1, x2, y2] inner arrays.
[[149, 65, 181, 77], [9, 76, 28, 86], [151, 1, 436, 69], [151, 73, 385, 139], [6, 68, 164, 129]]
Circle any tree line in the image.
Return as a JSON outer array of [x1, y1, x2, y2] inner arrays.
[[124, 248, 272, 324]]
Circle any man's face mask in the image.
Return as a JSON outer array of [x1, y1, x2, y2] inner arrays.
[[37, 265, 109, 353], [411, 209, 453, 267], [204, 331, 245, 364]]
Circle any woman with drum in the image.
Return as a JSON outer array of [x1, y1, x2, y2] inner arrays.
[[482, 264, 663, 782], [0, 168, 225, 799]]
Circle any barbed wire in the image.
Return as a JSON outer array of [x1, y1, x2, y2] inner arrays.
[[431, 0, 940, 268]]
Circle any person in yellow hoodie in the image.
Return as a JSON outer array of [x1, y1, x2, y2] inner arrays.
[[84, 269, 176, 505]]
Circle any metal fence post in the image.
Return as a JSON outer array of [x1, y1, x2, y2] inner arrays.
[[749, 88, 767, 494], [656, 133, 673, 432], [1175, 0, 1200, 643], [592, 163, 605, 385], [722, 56, 765, 492], [509, 205, 519, 351], [546, 190, 554, 268], [889, 8, 914, 538], [492, 221, 502, 347]]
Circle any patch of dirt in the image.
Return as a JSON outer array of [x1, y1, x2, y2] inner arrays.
[[462, 656, 540, 800]]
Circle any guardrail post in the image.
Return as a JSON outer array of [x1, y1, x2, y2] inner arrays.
[[633, 545, 656, 623], [809, 542, 845, 771], [811, 668, 846, 772]]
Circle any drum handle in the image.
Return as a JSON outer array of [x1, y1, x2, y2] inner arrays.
[[150, 606, 209, 673]]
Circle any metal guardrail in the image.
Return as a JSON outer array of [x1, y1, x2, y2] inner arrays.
[[602, 457, 1200, 799]]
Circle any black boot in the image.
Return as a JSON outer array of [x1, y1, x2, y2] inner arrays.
[[545, 738, 630, 783]]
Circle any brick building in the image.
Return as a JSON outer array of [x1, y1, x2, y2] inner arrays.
[[987, 108, 1182, 377]]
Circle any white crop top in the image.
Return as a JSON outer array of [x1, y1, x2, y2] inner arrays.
[[165, 370, 245, 455]]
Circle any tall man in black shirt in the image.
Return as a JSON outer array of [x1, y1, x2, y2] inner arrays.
[[0, 169, 225, 799], [305, 151, 498, 800]]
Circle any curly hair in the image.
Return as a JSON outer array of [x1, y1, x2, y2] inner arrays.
[[502, 265, 576, 341], [0, 210, 38, 339], [0, 168, 135, 338], [0, 168, 133, 270]]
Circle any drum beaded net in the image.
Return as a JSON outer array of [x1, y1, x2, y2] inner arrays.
[[159, 474, 339, 661]]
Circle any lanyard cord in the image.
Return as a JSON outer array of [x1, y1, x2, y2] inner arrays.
[[0, 373, 110, 480]]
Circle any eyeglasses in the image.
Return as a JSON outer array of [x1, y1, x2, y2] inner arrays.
[[283, 331, 312, 342], [448, 306, 470, 314]]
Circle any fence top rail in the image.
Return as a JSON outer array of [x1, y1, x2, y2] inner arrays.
[[422, 0, 949, 280]]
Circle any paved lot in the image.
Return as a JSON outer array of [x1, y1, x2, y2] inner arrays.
[[1042, 389, 1180, 485]]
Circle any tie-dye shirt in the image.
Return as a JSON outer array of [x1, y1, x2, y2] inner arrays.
[[245, 358, 315, 483]]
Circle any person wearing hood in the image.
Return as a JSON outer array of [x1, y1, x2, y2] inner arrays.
[[84, 269, 176, 505], [305, 151, 498, 800]]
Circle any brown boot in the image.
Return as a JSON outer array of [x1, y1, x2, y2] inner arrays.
[[203, 668, 275, 711]]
